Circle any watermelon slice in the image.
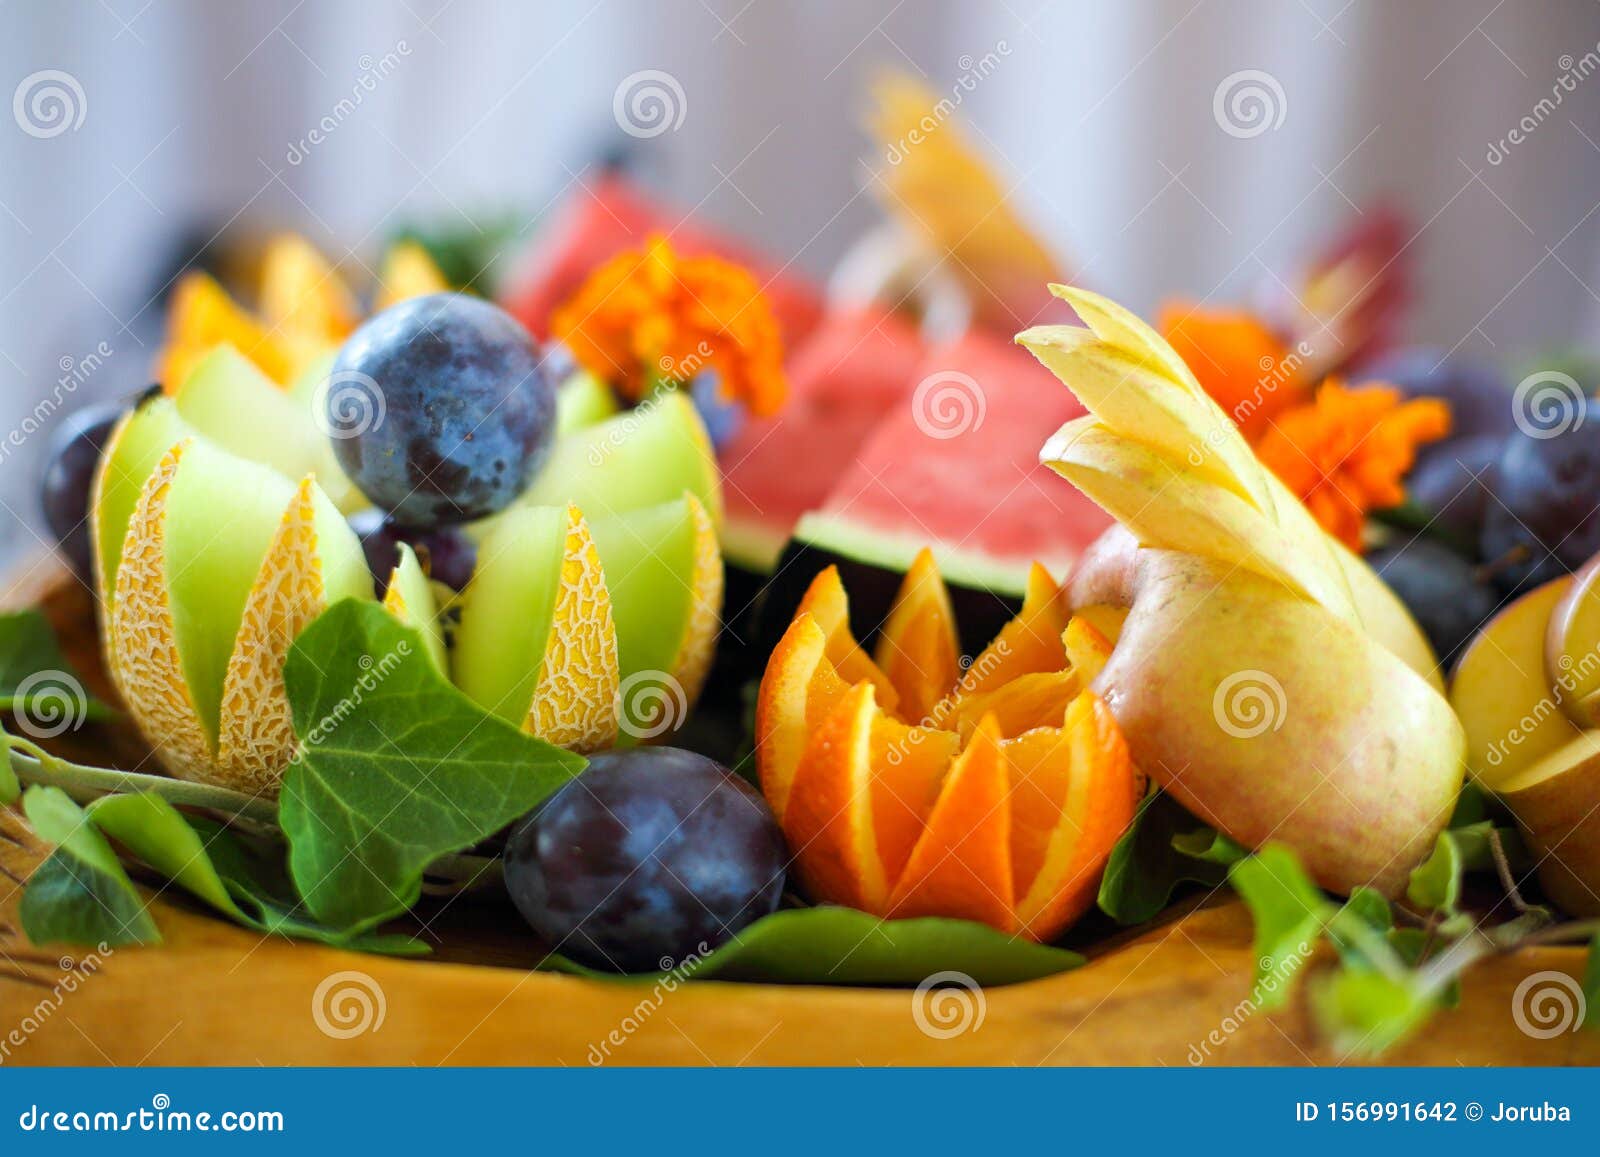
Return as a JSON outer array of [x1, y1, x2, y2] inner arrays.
[[758, 329, 1111, 654], [720, 305, 926, 573], [498, 172, 824, 346]]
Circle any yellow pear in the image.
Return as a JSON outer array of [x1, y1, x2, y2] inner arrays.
[[1020, 286, 1464, 897]]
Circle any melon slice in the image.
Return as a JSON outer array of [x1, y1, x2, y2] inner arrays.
[[382, 543, 446, 674], [453, 504, 620, 752], [175, 343, 367, 514], [469, 391, 721, 543], [91, 393, 193, 610], [555, 372, 621, 435], [588, 493, 722, 740], [109, 438, 371, 792]]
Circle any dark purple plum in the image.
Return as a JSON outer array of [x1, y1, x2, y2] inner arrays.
[[40, 400, 126, 579], [1480, 400, 1600, 594], [328, 293, 556, 527], [348, 508, 477, 594], [1366, 539, 1498, 667], [505, 748, 786, 973], [1403, 433, 1503, 544]]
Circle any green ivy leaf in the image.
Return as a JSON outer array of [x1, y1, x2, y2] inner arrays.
[[0, 609, 114, 728], [1229, 843, 1333, 1009], [279, 600, 585, 932], [542, 907, 1084, 987], [18, 786, 159, 948], [1097, 790, 1234, 924], [85, 793, 425, 956]]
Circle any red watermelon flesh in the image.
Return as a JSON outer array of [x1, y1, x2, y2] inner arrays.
[[793, 329, 1111, 595], [499, 172, 824, 346], [721, 305, 925, 569]]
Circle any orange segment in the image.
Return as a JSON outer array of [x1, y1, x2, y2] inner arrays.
[[796, 566, 900, 713], [1014, 691, 1136, 941], [886, 715, 1015, 931], [755, 613, 830, 823], [868, 714, 958, 886], [947, 669, 1079, 741], [946, 562, 1069, 703], [782, 682, 889, 911], [1002, 723, 1075, 901], [157, 273, 294, 391], [874, 548, 961, 725]]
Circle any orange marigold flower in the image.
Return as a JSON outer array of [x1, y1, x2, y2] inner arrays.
[[550, 235, 788, 416], [1160, 301, 1308, 440], [1253, 378, 1452, 550]]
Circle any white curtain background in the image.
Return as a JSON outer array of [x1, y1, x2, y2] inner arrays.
[[2, 0, 1598, 557]]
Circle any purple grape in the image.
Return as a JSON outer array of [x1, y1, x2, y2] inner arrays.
[[328, 293, 557, 527], [1480, 400, 1600, 593], [349, 508, 477, 593], [505, 748, 786, 973], [40, 400, 126, 579]]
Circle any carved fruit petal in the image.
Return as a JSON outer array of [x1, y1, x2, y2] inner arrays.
[[214, 476, 328, 794], [109, 441, 214, 782], [947, 562, 1069, 703], [873, 547, 959, 725], [1013, 691, 1136, 942], [948, 669, 1080, 742], [526, 505, 620, 753], [886, 714, 1015, 931], [795, 565, 900, 714], [782, 681, 889, 911], [868, 714, 959, 888]]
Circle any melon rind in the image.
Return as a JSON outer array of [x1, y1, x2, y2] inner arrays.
[[455, 504, 620, 751]]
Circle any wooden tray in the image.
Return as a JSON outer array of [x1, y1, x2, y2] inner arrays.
[[2, 558, 1595, 1066]]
